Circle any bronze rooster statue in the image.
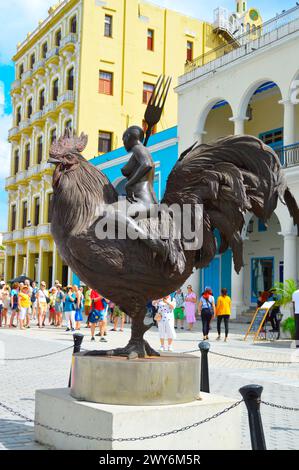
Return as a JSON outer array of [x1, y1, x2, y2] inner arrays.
[[48, 129, 299, 358]]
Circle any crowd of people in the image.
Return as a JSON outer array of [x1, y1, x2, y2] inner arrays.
[[152, 286, 232, 352], [0, 280, 130, 343]]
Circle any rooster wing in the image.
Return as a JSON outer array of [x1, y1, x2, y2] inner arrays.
[[162, 135, 299, 273]]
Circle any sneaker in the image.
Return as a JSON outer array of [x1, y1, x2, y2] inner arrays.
[[174, 326, 178, 329], [65, 328, 70, 332], [159, 346, 166, 352], [71, 328, 75, 332], [181, 327, 184, 330], [216, 336, 221, 341], [168, 346, 174, 352], [100, 337, 108, 342], [96, 333, 101, 337], [91, 337, 95, 341]]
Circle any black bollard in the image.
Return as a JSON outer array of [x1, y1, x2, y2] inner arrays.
[[198, 341, 210, 393], [239, 384, 267, 450], [68, 333, 84, 388]]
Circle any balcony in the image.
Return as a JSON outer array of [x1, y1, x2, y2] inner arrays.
[[46, 47, 60, 64], [11, 79, 21, 93], [277, 143, 299, 168], [19, 119, 31, 132], [5, 175, 17, 189], [13, 230, 24, 241], [24, 227, 37, 239], [27, 165, 40, 179], [2, 233, 13, 243], [181, 5, 299, 83], [40, 162, 52, 173], [22, 70, 33, 83], [36, 224, 51, 237], [16, 170, 28, 183], [57, 91, 74, 109], [31, 110, 44, 124], [60, 33, 78, 53], [43, 101, 58, 116], [8, 127, 20, 140], [33, 60, 45, 75]]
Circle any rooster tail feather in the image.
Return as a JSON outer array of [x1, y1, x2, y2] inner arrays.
[[284, 188, 299, 235]]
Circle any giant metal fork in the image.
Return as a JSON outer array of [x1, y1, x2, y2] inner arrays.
[[143, 75, 172, 147]]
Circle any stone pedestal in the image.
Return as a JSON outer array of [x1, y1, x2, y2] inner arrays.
[[71, 353, 200, 405], [35, 354, 242, 450], [35, 388, 242, 450]]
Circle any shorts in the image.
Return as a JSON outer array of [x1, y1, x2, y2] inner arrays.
[[89, 310, 106, 324], [174, 307, 185, 320], [39, 302, 48, 311], [113, 306, 125, 318], [19, 307, 29, 321]]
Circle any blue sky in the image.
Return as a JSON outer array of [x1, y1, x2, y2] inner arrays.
[[0, 0, 296, 232]]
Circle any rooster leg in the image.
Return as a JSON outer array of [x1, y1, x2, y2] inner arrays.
[[84, 309, 160, 359]]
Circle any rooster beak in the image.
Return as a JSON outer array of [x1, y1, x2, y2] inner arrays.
[[48, 157, 61, 165]]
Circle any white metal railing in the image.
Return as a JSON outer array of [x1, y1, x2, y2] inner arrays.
[[33, 60, 45, 73], [22, 70, 32, 81], [11, 79, 21, 91], [36, 224, 51, 237], [44, 101, 57, 114], [13, 230, 24, 241], [181, 5, 299, 83], [58, 91, 74, 105], [19, 119, 30, 130], [27, 165, 39, 178], [46, 47, 59, 61], [8, 127, 19, 139], [31, 110, 43, 122], [40, 162, 52, 172], [2, 233, 13, 243], [16, 171, 28, 183], [213, 7, 240, 37], [24, 227, 37, 238], [61, 33, 78, 48], [276, 143, 299, 168], [5, 176, 16, 187]]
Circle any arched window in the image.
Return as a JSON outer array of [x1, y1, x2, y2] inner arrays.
[[30, 53, 35, 69], [50, 128, 57, 144], [19, 63, 24, 79], [70, 15, 77, 33], [52, 78, 59, 101], [39, 89, 45, 110], [37, 136, 43, 164], [27, 98, 33, 118], [16, 106, 22, 126], [25, 143, 31, 170], [65, 119, 72, 132], [67, 67, 74, 91], [42, 41, 48, 59], [246, 23, 251, 33], [55, 29, 62, 47], [14, 149, 19, 175]]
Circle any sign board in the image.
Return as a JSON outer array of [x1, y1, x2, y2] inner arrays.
[[244, 301, 276, 341]]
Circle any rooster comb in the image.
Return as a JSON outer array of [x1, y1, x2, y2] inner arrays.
[[49, 129, 88, 157]]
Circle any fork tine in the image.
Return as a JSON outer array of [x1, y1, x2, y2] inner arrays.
[[149, 75, 162, 106], [151, 75, 164, 106], [158, 76, 172, 109]]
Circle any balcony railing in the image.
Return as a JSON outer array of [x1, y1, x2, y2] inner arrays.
[[27, 165, 39, 178], [46, 47, 60, 61], [44, 101, 57, 114], [33, 60, 45, 73], [11, 79, 21, 91], [19, 119, 31, 131], [276, 143, 299, 168], [58, 91, 74, 106], [40, 162, 52, 172], [8, 127, 19, 139], [16, 170, 28, 183], [2, 233, 13, 243], [5, 175, 16, 187], [24, 227, 37, 238], [61, 33, 78, 48], [22, 70, 32, 82], [181, 5, 299, 83], [36, 224, 51, 237], [31, 110, 44, 122], [13, 230, 24, 241]]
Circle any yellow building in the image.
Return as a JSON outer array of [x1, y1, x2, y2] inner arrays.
[[4, 0, 226, 286]]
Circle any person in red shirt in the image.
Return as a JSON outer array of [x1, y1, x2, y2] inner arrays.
[[90, 290, 108, 342]]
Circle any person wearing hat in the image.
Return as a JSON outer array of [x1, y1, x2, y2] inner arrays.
[[18, 285, 31, 330], [198, 287, 216, 341]]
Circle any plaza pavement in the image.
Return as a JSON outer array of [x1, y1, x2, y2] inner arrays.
[[0, 320, 298, 450]]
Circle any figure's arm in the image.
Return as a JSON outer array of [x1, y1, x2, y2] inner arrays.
[[126, 164, 152, 189]]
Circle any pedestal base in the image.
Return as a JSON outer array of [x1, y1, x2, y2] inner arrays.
[[35, 388, 242, 450]]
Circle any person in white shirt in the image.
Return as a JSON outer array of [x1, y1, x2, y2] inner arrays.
[[292, 289, 299, 348], [154, 295, 176, 352]]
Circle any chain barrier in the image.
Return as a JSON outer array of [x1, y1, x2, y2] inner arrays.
[[0, 399, 243, 442], [209, 350, 294, 365], [262, 401, 299, 412], [1, 345, 74, 362]]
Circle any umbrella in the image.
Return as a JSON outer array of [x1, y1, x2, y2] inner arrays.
[[9, 275, 34, 285]]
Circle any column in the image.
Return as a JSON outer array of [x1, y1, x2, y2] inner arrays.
[[231, 264, 245, 319], [14, 245, 19, 278], [283, 229, 298, 283], [67, 267, 72, 286], [52, 243, 57, 286], [229, 116, 249, 135], [279, 99, 296, 146], [38, 240, 43, 285]]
